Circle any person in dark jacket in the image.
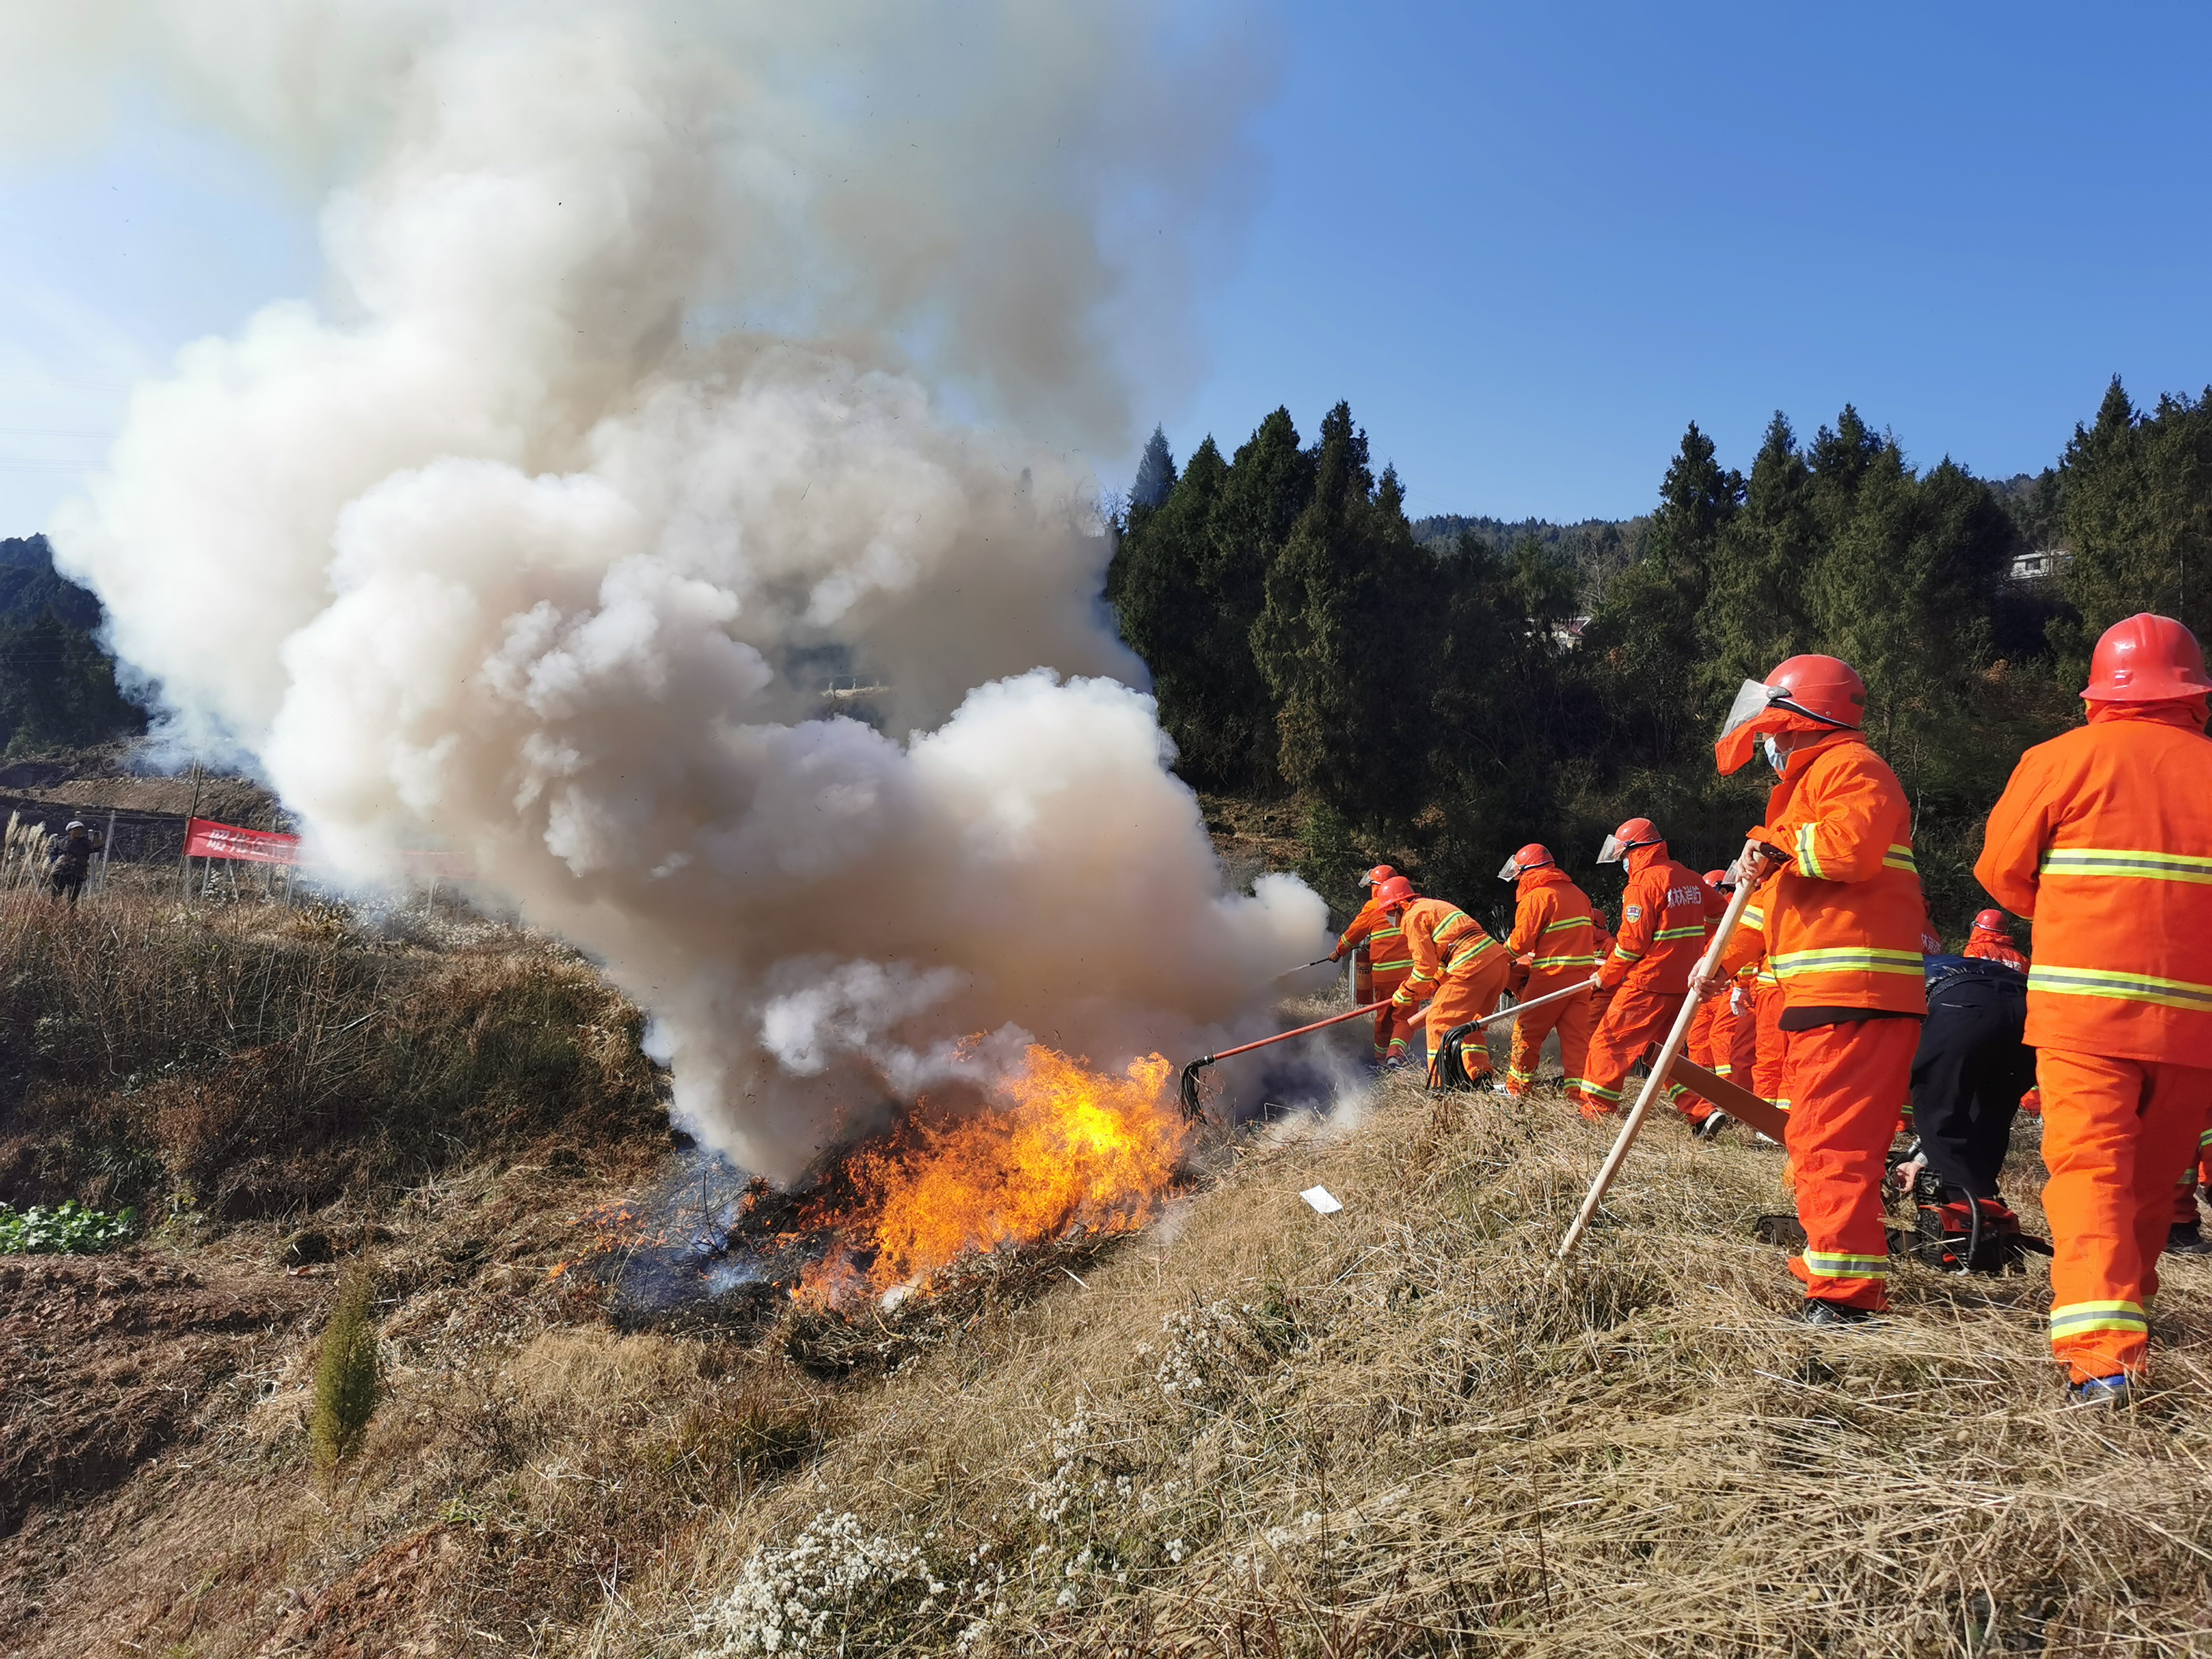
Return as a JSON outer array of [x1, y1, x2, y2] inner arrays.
[[1903, 953, 2047, 1272], [48, 820, 101, 905]]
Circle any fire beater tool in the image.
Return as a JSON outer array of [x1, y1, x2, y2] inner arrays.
[[1555, 851, 1762, 1258], [1182, 978, 1598, 1119], [1660, 1055, 1789, 1142], [1178, 999, 1390, 1118]]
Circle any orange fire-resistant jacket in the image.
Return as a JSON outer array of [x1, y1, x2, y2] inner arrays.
[[1720, 730, 1928, 1016], [1335, 894, 1413, 984], [1596, 841, 1708, 996], [1504, 866, 1600, 988], [1974, 699, 2212, 1064], [1963, 928, 2029, 973], [1391, 897, 1504, 1008]]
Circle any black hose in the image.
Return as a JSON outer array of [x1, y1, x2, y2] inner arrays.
[[1427, 1022, 1485, 1092]]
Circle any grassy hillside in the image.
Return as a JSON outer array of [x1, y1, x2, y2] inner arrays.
[[4, 874, 2210, 1655]]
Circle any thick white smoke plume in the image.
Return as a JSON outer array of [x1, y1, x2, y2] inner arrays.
[[33, 1, 1323, 1176]]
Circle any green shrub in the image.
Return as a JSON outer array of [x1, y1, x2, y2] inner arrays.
[[309, 1264, 381, 1475], [0, 1199, 136, 1253]]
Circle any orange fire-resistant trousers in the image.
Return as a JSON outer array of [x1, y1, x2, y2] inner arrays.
[[1678, 997, 1723, 1124], [1785, 1017, 1920, 1312], [1578, 984, 1686, 1119], [2039, 1050, 2212, 1383], [1369, 965, 1412, 1063], [1719, 993, 1759, 1083], [1421, 954, 1512, 1081], [1506, 975, 1594, 1096], [1752, 983, 1788, 1109]]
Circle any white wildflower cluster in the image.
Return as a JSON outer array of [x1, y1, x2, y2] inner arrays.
[[692, 1510, 940, 1657], [1139, 1299, 1284, 1412], [1027, 1409, 1134, 1527]]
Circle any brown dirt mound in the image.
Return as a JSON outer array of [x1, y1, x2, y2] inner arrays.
[[0, 1252, 311, 1533]]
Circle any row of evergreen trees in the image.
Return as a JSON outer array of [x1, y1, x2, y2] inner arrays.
[[1105, 379, 2211, 935]]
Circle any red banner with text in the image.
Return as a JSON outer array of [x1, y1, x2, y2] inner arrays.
[[184, 817, 475, 880]]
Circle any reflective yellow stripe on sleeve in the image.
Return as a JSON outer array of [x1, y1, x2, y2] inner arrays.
[[1795, 823, 1824, 879]]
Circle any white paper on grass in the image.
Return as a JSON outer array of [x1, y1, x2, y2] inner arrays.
[[1300, 1186, 1342, 1215]]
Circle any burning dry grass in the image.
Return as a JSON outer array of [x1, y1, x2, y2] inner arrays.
[[663, 1078, 2212, 1657], [796, 1048, 1187, 1304]]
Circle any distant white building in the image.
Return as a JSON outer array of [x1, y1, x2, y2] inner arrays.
[[2009, 548, 2070, 583], [1549, 616, 1590, 649]]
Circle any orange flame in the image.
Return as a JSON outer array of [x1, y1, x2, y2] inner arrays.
[[796, 1045, 1184, 1304]]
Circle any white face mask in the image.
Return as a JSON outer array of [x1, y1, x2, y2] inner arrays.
[[1762, 733, 1787, 774]]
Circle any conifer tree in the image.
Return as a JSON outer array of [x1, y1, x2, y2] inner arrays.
[[1130, 425, 1178, 514], [2053, 376, 2212, 683], [1251, 404, 1437, 826], [1582, 421, 1741, 762]]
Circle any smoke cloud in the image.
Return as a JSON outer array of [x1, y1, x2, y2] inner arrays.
[[37, 1, 1319, 1176]]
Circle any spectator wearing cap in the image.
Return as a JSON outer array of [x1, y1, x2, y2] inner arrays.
[[49, 820, 101, 905]]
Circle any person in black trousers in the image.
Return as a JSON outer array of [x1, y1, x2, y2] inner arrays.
[[47, 820, 101, 906], [1904, 953, 2046, 1272]]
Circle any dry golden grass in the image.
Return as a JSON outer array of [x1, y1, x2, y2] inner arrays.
[[651, 1081, 2212, 1656], [10, 907, 2212, 1656]]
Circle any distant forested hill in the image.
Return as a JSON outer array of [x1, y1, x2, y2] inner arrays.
[[0, 534, 146, 754], [1411, 513, 1649, 606]]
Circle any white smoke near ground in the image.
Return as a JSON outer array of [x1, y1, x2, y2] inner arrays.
[[28, 0, 1324, 1176]]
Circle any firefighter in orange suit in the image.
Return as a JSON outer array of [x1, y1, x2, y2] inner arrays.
[[1720, 963, 1762, 1084], [1333, 865, 1413, 1065], [1587, 910, 1618, 1030], [1680, 870, 1737, 1130], [1378, 876, 1510, 1083], [1974, 613, 2212, 1403], [1728, 892, 1790, 1114], [1498, 843, 1599, 1098], [1699, 654, 1928, 1325], [1578, 820, 1710, 1121], [1963, 908, 2029, 973]]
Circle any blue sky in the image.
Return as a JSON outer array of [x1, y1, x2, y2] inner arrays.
[[4, 1, 2210, 534]]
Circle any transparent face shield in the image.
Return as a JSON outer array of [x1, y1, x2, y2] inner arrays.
[[1720, 679, 1778, 743], [1597, 833, 1629, 865], [1496, 855, 1524, 882]]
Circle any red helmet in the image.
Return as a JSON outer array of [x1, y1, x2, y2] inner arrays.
[[1496, 843, 1554, 882], [1373, 875, 1416, 909], [2082, 613, 2211, 703], [1357, 863, 1396, 890], [1715, 653, 1867, 774], [1972, 908, 2009, 933], [1598, 817, 1661, 865], [1703, 868, 1732, 891]]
